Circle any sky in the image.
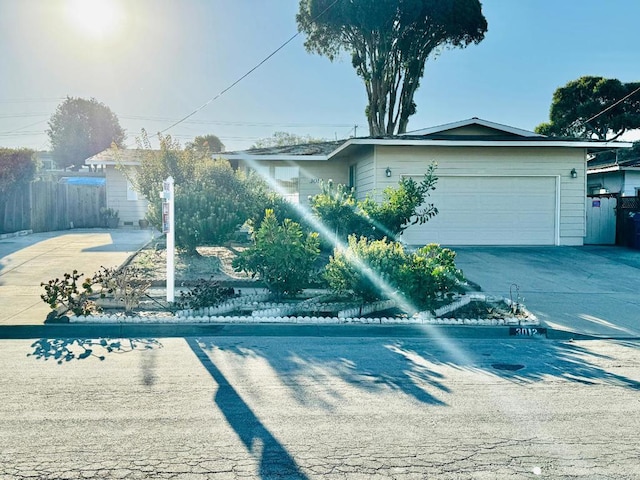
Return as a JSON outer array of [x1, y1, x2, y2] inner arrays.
[[0, 0, 639, 153]]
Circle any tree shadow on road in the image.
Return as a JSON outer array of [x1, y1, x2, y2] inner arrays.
[[187, 338, 308, 480], [197, 336, 451, 409], [197, 337, 639, 412], [27, 337, 163, 364]]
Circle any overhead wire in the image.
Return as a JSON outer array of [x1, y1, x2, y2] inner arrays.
[[157, 0, 341, 136]]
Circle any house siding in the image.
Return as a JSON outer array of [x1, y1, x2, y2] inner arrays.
[[353, 150, 375, 200], [374, 145, 586, 246], [105, 167, 149, 225]]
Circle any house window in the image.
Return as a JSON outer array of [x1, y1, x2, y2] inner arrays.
[[251, 165, 300, 203], [348, 164, 356, 189]]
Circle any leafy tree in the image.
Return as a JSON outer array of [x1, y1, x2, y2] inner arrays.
[[297, 0, 487, 135], [134, 130, 261, 254], [251, 131, 327, 149], [47, 96, 126, 170], [186, 134, 225, 155], [0, 148, 37, 192], [233, 209, 320, 297], [535, 76, 640, 140]]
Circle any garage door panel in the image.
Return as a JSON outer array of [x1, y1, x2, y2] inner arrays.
[[403, 176, 557, 246]]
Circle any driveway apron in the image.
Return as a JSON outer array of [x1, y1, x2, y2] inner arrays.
[[454, 246, 640, 338], [0, 229, 154, 325]]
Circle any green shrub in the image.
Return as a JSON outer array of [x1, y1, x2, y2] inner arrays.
[[233, 210, 320, 297], [398, 244, 465, 310], [325, 238, 465, 310], [310, 180, 369, 246], [324, 236, 406, 302], [309, 164, 438, 245]]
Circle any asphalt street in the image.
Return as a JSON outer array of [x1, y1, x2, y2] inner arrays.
[[1, 335, 639, 479]]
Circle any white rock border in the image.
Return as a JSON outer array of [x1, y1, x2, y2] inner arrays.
[[69, 293, 538, 326]]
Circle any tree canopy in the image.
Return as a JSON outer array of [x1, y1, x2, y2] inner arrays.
[[535, 76, 640, 140], [297, 0, 487, 136], [0, 148, 36, 193], [47, 96, 126, 170], [251, 131, 327, 149], [186, 134, 225, 155]]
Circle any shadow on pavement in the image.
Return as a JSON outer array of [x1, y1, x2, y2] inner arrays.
[[27, 338, 163, 363], [187, 338, 308, 480], [199, 337, 639, 411]]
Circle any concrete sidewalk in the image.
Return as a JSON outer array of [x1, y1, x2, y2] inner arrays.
[[454, 245, 640, 339], [0, 229, 155, 325]]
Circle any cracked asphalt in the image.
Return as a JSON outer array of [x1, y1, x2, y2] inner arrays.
[[1, 336, 639, 479]]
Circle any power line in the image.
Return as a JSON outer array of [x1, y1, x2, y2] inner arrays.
[[157, 0, 340, 135], [581, 84, 640, 127]]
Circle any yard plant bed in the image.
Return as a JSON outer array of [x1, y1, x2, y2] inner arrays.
[[54, 239, 537, 326]]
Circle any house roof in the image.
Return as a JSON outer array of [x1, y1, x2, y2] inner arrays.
[[223, 118, 632, 162], [85, 148, 152, 166], [401, 117, 544, 138]]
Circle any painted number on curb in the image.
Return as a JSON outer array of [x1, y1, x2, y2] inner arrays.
[[510, 327, 547, 337]]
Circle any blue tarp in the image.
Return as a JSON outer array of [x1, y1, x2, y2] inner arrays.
[[59, 177, 106, 186]]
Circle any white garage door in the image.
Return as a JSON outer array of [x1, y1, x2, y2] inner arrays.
[[401, 176, 557, 246]]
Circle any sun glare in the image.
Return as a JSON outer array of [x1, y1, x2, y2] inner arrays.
[[65, 0, 125, 40]]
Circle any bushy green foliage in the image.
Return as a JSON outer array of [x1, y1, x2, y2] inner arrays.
[[297, 0, 487, 135], [309, 164, 438, 244], [325, 237, 464, 310], [0, 148, 36, 192], [361, 163, 438, 240], [233, 210, 320, 297], [134, 131, 264, 253], [310, 180, 366, 245], [324, 236, 406, 302], [398, 244, 465, 310]]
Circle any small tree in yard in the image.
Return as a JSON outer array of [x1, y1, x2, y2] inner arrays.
[[310, 163, 438, 244], [233, 210, 320, 297]]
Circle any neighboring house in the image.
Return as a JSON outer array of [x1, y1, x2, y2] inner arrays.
[[224, 118, 629, 246], [84, 149, 149, 226], [587, 155, 640, 197]]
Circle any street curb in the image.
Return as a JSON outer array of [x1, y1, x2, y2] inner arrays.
[[0, 323, 524, 340], [0, 229, 33, 240]]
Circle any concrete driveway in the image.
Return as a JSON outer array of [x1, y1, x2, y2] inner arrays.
[[0, 229, 155, 325], [454, 245, 640, 338]]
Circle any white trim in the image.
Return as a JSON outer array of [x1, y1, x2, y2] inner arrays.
[[223, 154, 328, 161], [401, 118, 544, 138], [336, 138, 632, 150], [85, 160, 140, 166]]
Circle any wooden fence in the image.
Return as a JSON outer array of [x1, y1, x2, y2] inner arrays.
[[0, 181, 106, 234]]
